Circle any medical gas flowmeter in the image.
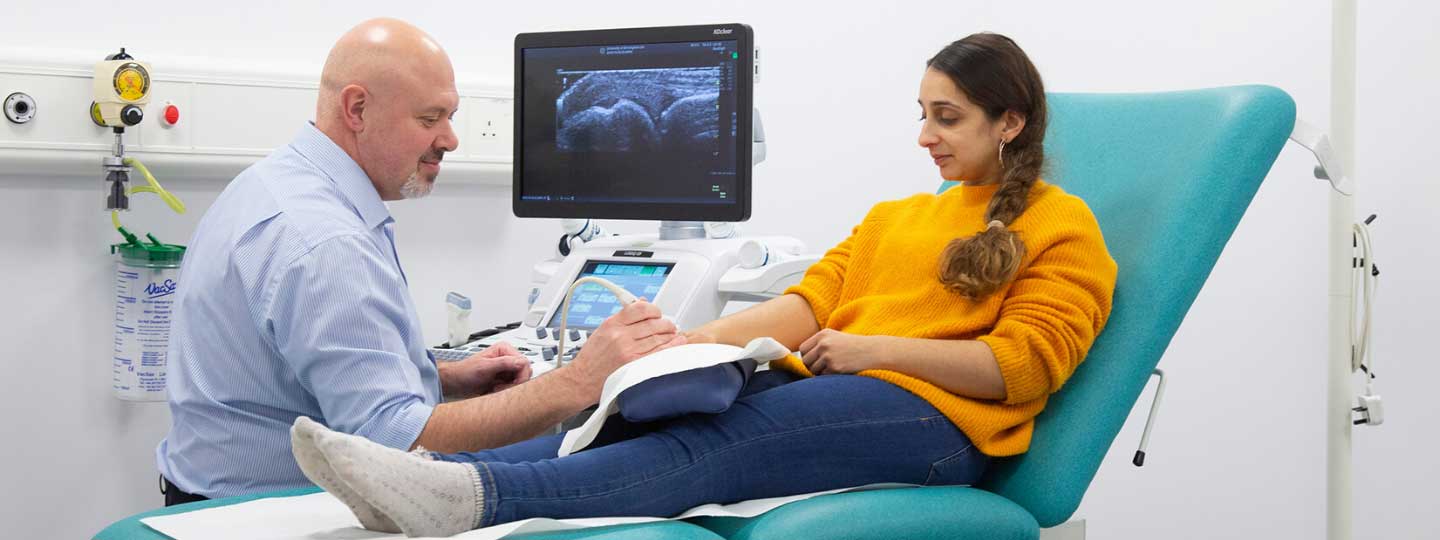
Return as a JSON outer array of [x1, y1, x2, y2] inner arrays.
[[90, 48, 152, 211], [92, 48, 151, 128]]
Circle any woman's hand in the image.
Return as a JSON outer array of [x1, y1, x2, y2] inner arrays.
[[798, 329, 890, 375]]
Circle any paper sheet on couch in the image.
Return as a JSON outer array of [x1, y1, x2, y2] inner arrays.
[[142, 484, 920, 540], [557, 336, 791, 457]]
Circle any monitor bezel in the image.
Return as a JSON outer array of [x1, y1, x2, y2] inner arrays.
[[513, 23, 754, 222]]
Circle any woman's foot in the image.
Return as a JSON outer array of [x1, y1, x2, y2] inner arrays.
[[290, 417, 400, 533], [314, 425, 485, 538]]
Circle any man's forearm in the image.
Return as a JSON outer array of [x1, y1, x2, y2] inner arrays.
[[437, 362, 464, 399], [414, 366, 596, 453]]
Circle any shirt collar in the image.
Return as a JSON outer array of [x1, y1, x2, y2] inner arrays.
[[288, 122, 392, 229]]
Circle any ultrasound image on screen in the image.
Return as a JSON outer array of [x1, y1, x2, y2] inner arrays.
[[520, 40, 740, 207], [556, 67, 720, 154]]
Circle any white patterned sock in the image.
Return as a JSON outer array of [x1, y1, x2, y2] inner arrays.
[[290, 417, 400, 533], [316, 426, 484, 538]]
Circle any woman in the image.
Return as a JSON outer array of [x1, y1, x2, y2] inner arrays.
[[293, 32, 1117, 537]]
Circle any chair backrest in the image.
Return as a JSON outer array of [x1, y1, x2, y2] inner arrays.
[[940, 86, 1296, 527]]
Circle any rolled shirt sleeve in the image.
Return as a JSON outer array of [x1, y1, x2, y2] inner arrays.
[[265, 234, 435, 449]]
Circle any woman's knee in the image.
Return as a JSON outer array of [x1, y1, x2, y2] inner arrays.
[[924, 443, 988, 486]]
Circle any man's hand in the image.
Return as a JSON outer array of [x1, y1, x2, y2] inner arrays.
[[439, 342, 533, 399], [798, 329, 890, 375], [567, 301, 686, 394]]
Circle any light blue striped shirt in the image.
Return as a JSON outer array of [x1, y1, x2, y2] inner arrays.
[[157, 123, 440, 498]]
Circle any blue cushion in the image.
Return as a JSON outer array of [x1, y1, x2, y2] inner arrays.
[[618, 359, 758, 422], [703, 85, 1297, 539]]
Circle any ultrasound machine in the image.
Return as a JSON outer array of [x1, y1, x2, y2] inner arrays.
[[429, 24, 817, 377]]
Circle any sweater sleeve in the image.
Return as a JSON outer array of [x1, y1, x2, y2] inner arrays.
[[785, 230, 854, 328], [976, 202, 1118, 405], [784, 200, 895, 328]]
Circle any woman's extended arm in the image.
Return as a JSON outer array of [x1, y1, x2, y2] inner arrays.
[[798, 331, 1006, 401], [687, 293, 821, 351]]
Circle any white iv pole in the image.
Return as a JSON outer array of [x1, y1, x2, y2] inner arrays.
[[1327, 1, 1357, 538], [1285, 2, 1364, 538]]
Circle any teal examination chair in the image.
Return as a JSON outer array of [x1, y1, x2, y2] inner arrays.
[[95, 85, 1296, 540], [691, 85, 1297, 539]]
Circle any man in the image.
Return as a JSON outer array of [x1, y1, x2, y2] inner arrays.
[[157, 18, 683, 505]]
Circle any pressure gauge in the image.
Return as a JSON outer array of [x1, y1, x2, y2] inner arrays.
[[112, 63, 150, 102], [92, 51, 153, 128], [4, 92, 36, 124]]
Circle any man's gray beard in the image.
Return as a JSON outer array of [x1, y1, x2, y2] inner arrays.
[[399, 173, 433, 200]]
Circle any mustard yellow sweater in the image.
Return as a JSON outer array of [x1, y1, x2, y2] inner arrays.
[[773, 180, 1117, 457]]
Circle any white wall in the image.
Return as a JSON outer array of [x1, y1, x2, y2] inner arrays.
[[1, 1, 1435, 538]]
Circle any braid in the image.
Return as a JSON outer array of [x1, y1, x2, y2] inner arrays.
[[937, 144, 1041, 300], [987, 145, 1043, 224]]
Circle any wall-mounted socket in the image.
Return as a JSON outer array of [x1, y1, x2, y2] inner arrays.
[[466, 97, 512, 161]]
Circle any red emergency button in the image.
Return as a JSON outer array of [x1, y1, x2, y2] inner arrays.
[[162, 104, 180, 126]]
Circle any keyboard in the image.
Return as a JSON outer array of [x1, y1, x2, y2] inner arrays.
[[428, 325, 592, 378]]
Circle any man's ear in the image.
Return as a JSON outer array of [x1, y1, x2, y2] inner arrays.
[[339, 84, 368, 132]]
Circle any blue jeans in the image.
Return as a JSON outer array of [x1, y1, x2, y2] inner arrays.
[[434, 370, 988, 527]]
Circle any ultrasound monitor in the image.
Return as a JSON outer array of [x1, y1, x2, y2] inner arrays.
[[513, 24, 754, 222]]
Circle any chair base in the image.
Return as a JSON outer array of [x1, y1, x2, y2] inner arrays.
[[1041, 520, 1086, 540]]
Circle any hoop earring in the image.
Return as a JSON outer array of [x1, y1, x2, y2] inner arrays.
[[998, 139, 1007, 166]]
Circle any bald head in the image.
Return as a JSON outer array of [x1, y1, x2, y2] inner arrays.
[[315, 18, 461, 201], [317, 18, 454, 123]]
